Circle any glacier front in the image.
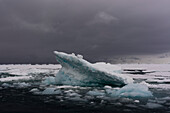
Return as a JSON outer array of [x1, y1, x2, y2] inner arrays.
[[53, 51, 133, 86]]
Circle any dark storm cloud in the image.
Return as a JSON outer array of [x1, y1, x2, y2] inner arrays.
[[0, 0, 170, 63]]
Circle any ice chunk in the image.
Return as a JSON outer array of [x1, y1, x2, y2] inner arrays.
[[13, 82, 30, 88], [30, 88, 39, 92], [42, 88, 61, 95], [144, 103, 164, 109], [104, 85, 112, 89], [53, 51, 133, 86], [134, 100, 140, 103], [2, 83, 11, 87], [160, 97, 170, 101], [106, 83, 152, 98], [65, 91, 82, 97]]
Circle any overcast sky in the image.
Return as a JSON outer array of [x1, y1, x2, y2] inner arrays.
[[0, 0, 170, 64]]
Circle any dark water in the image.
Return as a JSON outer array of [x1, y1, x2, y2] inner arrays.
[[0, 87, 169, 113]]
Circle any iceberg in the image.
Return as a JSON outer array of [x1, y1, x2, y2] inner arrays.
[[53, 51, 133, 86]]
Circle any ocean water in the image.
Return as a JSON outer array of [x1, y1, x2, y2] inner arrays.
[[0, 64, 170, 113]]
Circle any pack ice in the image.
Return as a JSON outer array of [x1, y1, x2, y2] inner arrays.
[[53, 51, 133, 86]]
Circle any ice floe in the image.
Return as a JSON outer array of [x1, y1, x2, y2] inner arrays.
[[42, 88, 62, 95]]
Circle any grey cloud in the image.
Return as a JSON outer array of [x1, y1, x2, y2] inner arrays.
[[0, 0, 170, 63], [87, 12, 119, 25]]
